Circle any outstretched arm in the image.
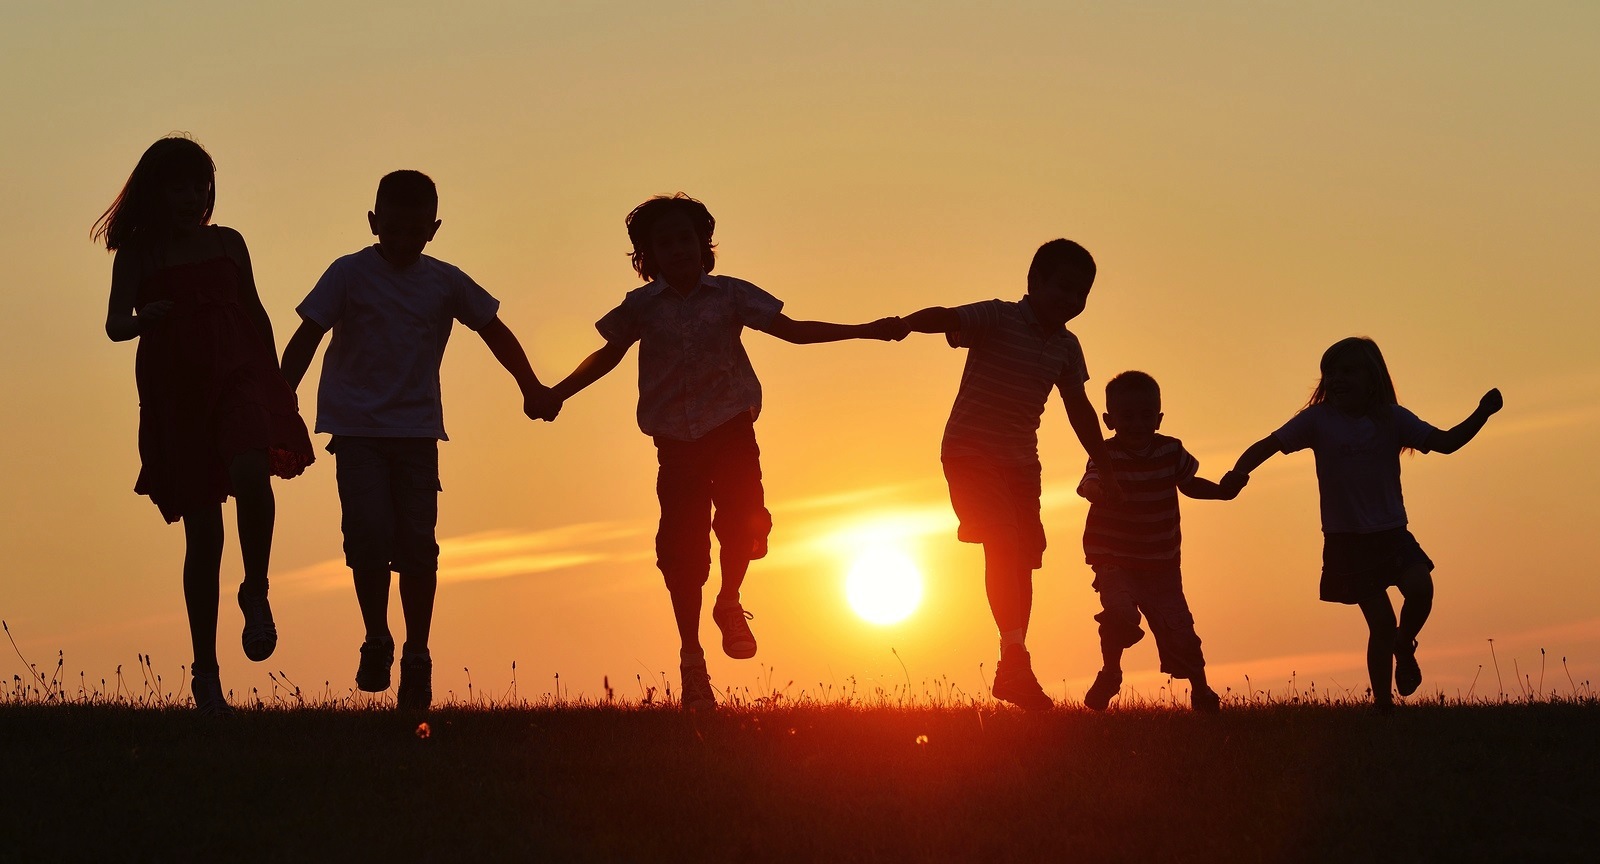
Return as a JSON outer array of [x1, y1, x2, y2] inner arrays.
[[763, 312, 908, 344], [1059, 380, 1122, 503], [551, 338, 632, 403], [1424, 389, 1502, 454], [903, 306, 961, 335], [1223, 436, 1284, 491], [479, 316, 558, 421], [280, 319, 327, 391], [1180, 476, 1239, 501]]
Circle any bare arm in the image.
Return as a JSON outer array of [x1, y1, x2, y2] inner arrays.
[[1180, 476, 1238, 501], [1222, 435, 1284, 492], [903, 306, 962, 335], [479, 316, 558, 421], [1424, 389, 1503, 454], [279, 319, 327, 391], [762, 312, 907, 345], [1059, 379, 1122, 503], [104, 246, 171, 342], [220, 228, 278, 358], [551, 338, 632, 402]]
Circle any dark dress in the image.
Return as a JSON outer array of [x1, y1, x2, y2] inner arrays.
[[133, 250, 313, 522]]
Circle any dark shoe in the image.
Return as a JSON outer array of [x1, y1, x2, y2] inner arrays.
[[192, 671, 236, 717], [237, 585, 277, 662], [680, 660, 716, 712], [1394, 638, 1422, 697], [992, 646, 1053, 711], [356, 637, 395, 692], [1191, 685, 1222, 714], [1084, 668, 1122, 712], [712, 602, 758, 660], [398, 649, 432, 711]]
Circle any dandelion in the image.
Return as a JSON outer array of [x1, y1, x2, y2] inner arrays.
[[415, 722, 431, 739], [915, 734, 929, 746]]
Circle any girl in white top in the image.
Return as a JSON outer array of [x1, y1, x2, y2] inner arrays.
[[1223, 337, 1502, 712]]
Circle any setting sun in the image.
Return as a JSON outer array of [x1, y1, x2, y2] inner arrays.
[[845, 545, 924, 625]]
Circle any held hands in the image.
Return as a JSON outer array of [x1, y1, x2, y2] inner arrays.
[[1219, 471, 1250, 500], [1097, 472, 1126, 506], [137, 300, 176, 331], [867, 316, 911, 342], [1478, 388, 1503, 417], [524, 384, 563, 422]]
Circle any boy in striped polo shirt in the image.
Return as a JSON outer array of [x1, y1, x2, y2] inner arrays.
[[1077, 371, 1242, 712], [903, 239, 1121, 710]]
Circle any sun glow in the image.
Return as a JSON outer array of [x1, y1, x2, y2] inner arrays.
[[845, 545, 924, 625]]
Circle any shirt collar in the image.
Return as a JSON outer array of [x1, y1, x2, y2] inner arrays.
[[1018, 295, 1068, 337], [644, 272, 718, 297]]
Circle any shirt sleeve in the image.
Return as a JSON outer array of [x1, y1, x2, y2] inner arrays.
[[449, 266, 501, 332], [947, 300, 1001, 348], [1060, 330, 1090, 387], [1272, 407, 1319, 454], [1393, 405, 1439, 452], [730, 278, 784, 331], [1077, 457, 1100, 497], [296, 258, 348, 330], [596, 293, 643, 346], [1175, 446, 1200, 485]]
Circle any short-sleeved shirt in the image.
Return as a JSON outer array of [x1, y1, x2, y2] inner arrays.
[[1080, 434, 1200, 570], [596, 273, 784, 441], [297, 246, 500, 440], [941, 297, 1089, 464], [1273, 402, 1438, 534]]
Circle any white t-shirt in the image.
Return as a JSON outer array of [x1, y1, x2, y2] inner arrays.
[[1273, 402, 1438, 534], [297, 246, 500, 439]]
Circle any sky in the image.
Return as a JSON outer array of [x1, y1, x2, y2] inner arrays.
[[3, 1, 1598, 706]]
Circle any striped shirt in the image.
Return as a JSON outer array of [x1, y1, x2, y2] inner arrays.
[[1079, 434, 1199, 570], [941, 298, 1089, 464]]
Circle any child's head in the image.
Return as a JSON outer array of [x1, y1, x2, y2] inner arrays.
[[368, 170, 441, 268], [92, 135, 217, 251], [1309, 336, 1399, 416], [626, 194, 716, 284], [1104, 370, 1163, 446], [1025, 239, 1096, 328]]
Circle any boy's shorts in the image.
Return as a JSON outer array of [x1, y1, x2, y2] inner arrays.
[[942, 454, 1047, 570], [1320, 528, 1434, 605], [330, 436, 441, 575], [1092, 566, 1205, 680], [653, 414, 773, 591]]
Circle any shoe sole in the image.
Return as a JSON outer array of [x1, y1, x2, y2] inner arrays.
[[238, 590, 277, 662]]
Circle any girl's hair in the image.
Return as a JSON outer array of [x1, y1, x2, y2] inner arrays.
[[625, 193, 716, 280], [91, 136, 216, 251], [1307, 336, 1400, 412]]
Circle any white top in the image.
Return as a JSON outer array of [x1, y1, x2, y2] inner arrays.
[[1273, 402, 1438, 534], [596, 274, 783, 441], [297, 246, 500, 439]]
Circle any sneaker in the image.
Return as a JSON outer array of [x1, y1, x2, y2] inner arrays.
[[398, 649, 432, 711], [1084, 668, 1122, 712], [1191, 685, 1222, 714], [192, 671, 236, 717], [712, 602, 758, 660], [1394, 638, 1422, 697], [356, 637, 395, 692], [237, 584, 277, 662], [991, 645, 1053, 711], [680, 660, 716, 712]]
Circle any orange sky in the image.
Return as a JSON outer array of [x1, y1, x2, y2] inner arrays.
[[4, 3, 1598, 705]]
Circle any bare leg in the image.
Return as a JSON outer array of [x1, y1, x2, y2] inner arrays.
[[398, 570, 436, 654], [352, 567, 392, 645], [668, 586, 703, 654], [181, 506, 225, 673], [983, 540, 1032, 637], [716, 548, 751, 607], [1357, 592, 1399, 705], [228, 449, 274, 593], [1101, 644, 1125, 674], [1395, 565, 1434, 645]]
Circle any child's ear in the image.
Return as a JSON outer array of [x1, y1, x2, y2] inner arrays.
[[1102, 411, 1114, 430], [427, 219, 441, 240], [1155, 412, 1164, 429], [367, 211, 379, 236]]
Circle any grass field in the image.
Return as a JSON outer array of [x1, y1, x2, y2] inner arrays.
[[2, 692, 1594, 863]]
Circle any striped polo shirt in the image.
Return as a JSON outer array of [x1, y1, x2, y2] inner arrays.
[[1079, 434, 1199, 570], [941, 297, 1089, 464]]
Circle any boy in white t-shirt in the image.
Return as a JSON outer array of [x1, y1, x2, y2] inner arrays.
[[281, 170, 554, 710]]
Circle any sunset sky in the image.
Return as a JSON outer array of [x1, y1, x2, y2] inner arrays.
[[4, 2, 1598, 706]]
